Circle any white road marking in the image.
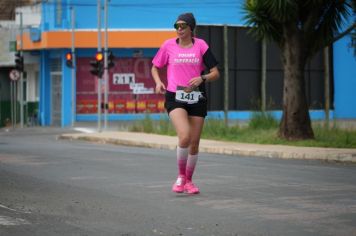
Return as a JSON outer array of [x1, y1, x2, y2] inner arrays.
[[0, 204, 31, 214], [0, 216, 30, 226], [0, 204, 19, 212]]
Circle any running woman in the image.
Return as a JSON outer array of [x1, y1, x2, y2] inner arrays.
[[151, 13, 219, 194]]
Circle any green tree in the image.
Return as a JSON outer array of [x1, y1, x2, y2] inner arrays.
[[243, 0, 355, 140]]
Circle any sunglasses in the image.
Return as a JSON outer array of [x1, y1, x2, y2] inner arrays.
[[174, 22, 188, 30]]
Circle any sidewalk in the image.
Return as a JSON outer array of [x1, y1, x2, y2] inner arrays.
[[59, 131, 356, 163]]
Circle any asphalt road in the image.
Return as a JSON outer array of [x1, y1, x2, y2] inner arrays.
[[0, 127, 356, 236]]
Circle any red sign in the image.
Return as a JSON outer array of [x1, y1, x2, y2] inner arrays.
[[76, 57, 167, 114]]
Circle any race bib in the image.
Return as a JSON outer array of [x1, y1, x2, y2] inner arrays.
[[175, 86, 202, 104]]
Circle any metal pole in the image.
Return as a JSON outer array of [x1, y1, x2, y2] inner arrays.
[[97, 0, 102, 132], [19, 12, 24, 128], [71, 6, 76, 127], [0, 85, 1, 124], [223, 24, 229, 126], [323, 46, 330, 128], [261, 38, 267, 112], [103, 0, 108, 130], [14, 81, 17, 127], [10, 81, 14, 128], [11, 81, 18, 129], [0, 85, 1, 125]]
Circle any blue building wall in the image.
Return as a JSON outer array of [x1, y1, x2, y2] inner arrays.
[[333, 35, 356, 119], [42, 0, 245, 31], [39, 51, 51, 125], [38, 0, 356, 127]]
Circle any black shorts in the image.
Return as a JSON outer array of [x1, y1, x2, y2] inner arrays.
[[164, 91, 207, 117]]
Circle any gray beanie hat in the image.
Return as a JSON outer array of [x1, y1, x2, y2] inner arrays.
[[176, 12, 196, 31]]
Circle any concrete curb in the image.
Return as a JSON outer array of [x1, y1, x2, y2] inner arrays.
[[59, 132, 178, 151], [59, 131, 356, 163]]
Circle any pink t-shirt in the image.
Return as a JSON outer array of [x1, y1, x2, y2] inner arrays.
[[152, 37, 209, 92]]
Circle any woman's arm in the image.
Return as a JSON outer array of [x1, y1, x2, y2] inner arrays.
[[151, 65, 166, 94], [202, 66, 220, 83], [188, 66, 220, 88]]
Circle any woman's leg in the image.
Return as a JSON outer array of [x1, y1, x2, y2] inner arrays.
[[186, 116, 204, 180], [169, 108, 191, 148], [185, 116, 204, 194], [169, 108, 191, 192], [188, 116, 205, 155]]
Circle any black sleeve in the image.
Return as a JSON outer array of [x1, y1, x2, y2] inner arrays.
[[202, 48, 218, 70]]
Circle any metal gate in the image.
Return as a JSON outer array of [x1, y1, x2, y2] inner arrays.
[[50, 59, 62, 126]]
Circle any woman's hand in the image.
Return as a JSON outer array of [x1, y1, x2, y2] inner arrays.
[[155, 81, 166, 94], [188, 67, 220, 89], [188, 76, 204, 89]]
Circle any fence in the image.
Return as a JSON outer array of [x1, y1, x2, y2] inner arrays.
[[196, 25, 332, 111]]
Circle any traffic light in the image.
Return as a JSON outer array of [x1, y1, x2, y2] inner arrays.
[[90, 52, 104, 78], [108, 51, 115, 69], [65, 52, 73, 68], [14, 51, 24, 72]]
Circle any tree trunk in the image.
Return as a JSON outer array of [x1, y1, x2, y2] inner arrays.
[[279, 27, 314, 140]]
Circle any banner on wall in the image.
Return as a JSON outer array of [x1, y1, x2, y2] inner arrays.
[[76, 57, 166, 114]]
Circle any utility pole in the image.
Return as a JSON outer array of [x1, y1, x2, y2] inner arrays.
[[223, 24, 229, 126], [103, 0, 109, 130], [10, 80, 16, 129], [19, 11, 24, 128], [71, 6, 76, 127], [97, 0, 102, 132], [323, 46, 330, 128], [261, 38, 267, 112]]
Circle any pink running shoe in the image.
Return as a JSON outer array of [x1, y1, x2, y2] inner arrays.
[[184, 181, 200, 194], [172, 175, 186, 193]]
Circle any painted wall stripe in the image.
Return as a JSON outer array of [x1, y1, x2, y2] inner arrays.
[[18, 30, 176, 50]]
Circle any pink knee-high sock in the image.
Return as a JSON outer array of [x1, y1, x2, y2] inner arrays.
[[186, 154, 198, 181], [177, 146, 188, 176]]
